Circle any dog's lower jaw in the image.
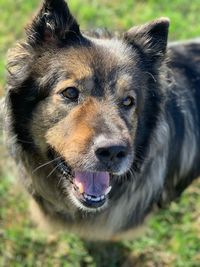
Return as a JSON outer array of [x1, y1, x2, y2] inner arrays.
[[68, 188, 109, 213]]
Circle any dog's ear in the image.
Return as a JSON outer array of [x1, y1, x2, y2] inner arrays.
[[26, 0, 81, 45], [124, 18, 170, 64]]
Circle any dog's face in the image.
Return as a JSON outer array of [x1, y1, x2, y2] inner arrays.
[[32, 39, 138, 211], [7, 0, 169, 213]]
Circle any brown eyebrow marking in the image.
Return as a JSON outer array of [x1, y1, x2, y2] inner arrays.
[[54, 79, 77, 94], [116, 74, 133, 91], [54, 76, 95, 95]]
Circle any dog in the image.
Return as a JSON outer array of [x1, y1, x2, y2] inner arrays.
[[2, 0, 200, 240]]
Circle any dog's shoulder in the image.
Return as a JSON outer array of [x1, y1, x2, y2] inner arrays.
[[168, 39, 200, 71], [167, 39, 200, 96]]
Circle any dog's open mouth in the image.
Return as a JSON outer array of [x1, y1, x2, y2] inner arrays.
[[48, 149, 112, 210], [72, 171, 112, 208]]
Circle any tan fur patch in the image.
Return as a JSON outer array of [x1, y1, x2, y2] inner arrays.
[[116, 74, 133, 93], [46, 98, 100, 166]]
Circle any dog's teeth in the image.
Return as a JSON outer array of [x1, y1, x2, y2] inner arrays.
[[105, 186, 112, 195], [84, 194, 105, 202], [75, 182, 84, 194], [84, 194, 92, 200], [90, 196, 100, 202]]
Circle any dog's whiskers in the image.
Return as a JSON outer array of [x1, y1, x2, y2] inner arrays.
[[17, 138, 35, 144], [46, 161, 64, 178], [32, 156, 62, 173]]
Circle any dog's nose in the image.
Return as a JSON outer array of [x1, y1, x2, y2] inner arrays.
[[95, 143, 128, 164]]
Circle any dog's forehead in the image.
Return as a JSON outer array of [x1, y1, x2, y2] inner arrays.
[[57, 38, 135, 82], [91, 37, 134, 64]]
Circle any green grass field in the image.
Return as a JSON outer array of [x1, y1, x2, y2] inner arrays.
[[0, 0, 200, 266]]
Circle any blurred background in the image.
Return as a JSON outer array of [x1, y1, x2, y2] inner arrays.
[[0, 0, 200, 266]]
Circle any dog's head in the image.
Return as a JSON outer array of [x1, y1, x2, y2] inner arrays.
[[7, 0, 169, 212]]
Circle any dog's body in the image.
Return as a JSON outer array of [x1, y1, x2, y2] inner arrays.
[[2, 0, 200, 240]]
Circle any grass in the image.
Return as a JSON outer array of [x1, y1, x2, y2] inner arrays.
[[0, 0, 200, 266]]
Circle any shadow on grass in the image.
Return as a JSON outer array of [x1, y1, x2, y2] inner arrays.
[[83, 241, 131, 267]]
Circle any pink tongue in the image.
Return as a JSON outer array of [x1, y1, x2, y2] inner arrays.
[[74, 171, 110, 197]]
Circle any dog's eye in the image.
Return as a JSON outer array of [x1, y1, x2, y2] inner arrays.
[[122, 96, 135, 108], [61, 87, 79, 101]]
